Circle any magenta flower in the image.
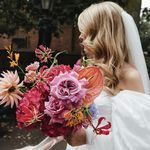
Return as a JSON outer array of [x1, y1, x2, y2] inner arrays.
[[35, 45, 52, 63], [41, 116, 72, 137], [50, 71, 88, 103], [16, 87, 44, 128], [37, 65, 71, 84]]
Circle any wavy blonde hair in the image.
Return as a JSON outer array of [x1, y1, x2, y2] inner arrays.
[[78, 1, 129, 95]]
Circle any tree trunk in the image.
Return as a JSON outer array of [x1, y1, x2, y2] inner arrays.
[[38, 18, 52, 48]]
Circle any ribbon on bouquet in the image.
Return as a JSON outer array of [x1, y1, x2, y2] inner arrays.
[[93, 117, 111, 135]]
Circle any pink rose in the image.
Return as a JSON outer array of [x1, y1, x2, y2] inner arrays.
[[45, 96, 65, 116], [44, 96, 68, 124], [25, 61, 39, 72], [50, 71, 88, 103]]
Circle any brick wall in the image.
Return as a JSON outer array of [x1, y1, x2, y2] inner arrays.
[[0, 24, 82, 55]]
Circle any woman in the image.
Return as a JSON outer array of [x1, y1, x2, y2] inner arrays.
[[17, 1, 150, 150], [65, 2, 150, 150]]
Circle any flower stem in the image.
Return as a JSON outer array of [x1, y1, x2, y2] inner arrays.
[[50, 50, 66, 68], [17, 65, 25, 75]]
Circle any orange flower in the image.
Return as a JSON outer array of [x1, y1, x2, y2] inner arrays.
[[64, 111, 72, 120], [76, 111, 84, 121], [78, 66, 103, 105], [65, 110, 84, 127]]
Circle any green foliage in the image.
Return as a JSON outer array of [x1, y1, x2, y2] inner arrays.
[[139, 8, 150, 53], [139, 7, 150, 74], [0, 0, 100, 36], [0, 0, 34, 35]]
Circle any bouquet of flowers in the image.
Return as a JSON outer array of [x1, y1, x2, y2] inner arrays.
[[0, 45, 111, 137]]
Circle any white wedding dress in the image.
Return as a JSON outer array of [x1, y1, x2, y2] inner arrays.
[[66, 90, 150, 150], [17, 90, 150, 150], [15, 9, 150, 150]]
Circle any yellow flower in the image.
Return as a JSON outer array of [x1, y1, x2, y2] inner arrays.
[[10, 60, 18, 67], [65, 109, 85, 127], [4, 45, 20, 67], [14, 53, 20, 62], [66, 120, 74, 127], [0, 70, 23, 108], [76, 111, 84, 121], [9, 53, 20, 67]]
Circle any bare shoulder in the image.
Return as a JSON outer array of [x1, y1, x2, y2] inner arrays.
[[123, 65, 141, 81], [119, 63, 144, 93]]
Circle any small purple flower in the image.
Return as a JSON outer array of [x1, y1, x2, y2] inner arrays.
[[89, 103, 97, 119], [50, 71, 88, 103]]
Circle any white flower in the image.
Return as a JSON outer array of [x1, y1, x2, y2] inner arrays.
[[0, 70, 23, 108]]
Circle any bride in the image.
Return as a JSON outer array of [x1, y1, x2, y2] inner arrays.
[[16, 1, 150, 150]]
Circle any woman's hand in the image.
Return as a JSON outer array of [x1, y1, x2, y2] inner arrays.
[[65, 128, 86, 147]]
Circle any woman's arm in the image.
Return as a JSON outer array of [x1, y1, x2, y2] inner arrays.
[[65, 128, 86, 146]]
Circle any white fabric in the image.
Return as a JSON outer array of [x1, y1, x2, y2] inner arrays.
[[16, 90, 150, 150], [15, 136, 63, 150], [121, 11, 150, 94], [66, 90, 150, 150]]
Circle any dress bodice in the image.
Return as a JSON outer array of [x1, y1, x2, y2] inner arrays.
[[94, 91, 112, 123], [67, 90, 150, 150]]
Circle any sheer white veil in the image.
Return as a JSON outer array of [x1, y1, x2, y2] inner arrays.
[[121, 11, 150, 95]]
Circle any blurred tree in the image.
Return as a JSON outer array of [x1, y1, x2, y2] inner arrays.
[[139, 7, 150, 74], [0, 0, 97, 36], [139, 7, 150, 53], [110, 0, 141, 25], [124, 0, 141, 25], [0, 0, 142, 38], [0, 0, 101, 46]]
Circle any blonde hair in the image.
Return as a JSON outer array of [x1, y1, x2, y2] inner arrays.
[[78, 1, 129, 95]]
